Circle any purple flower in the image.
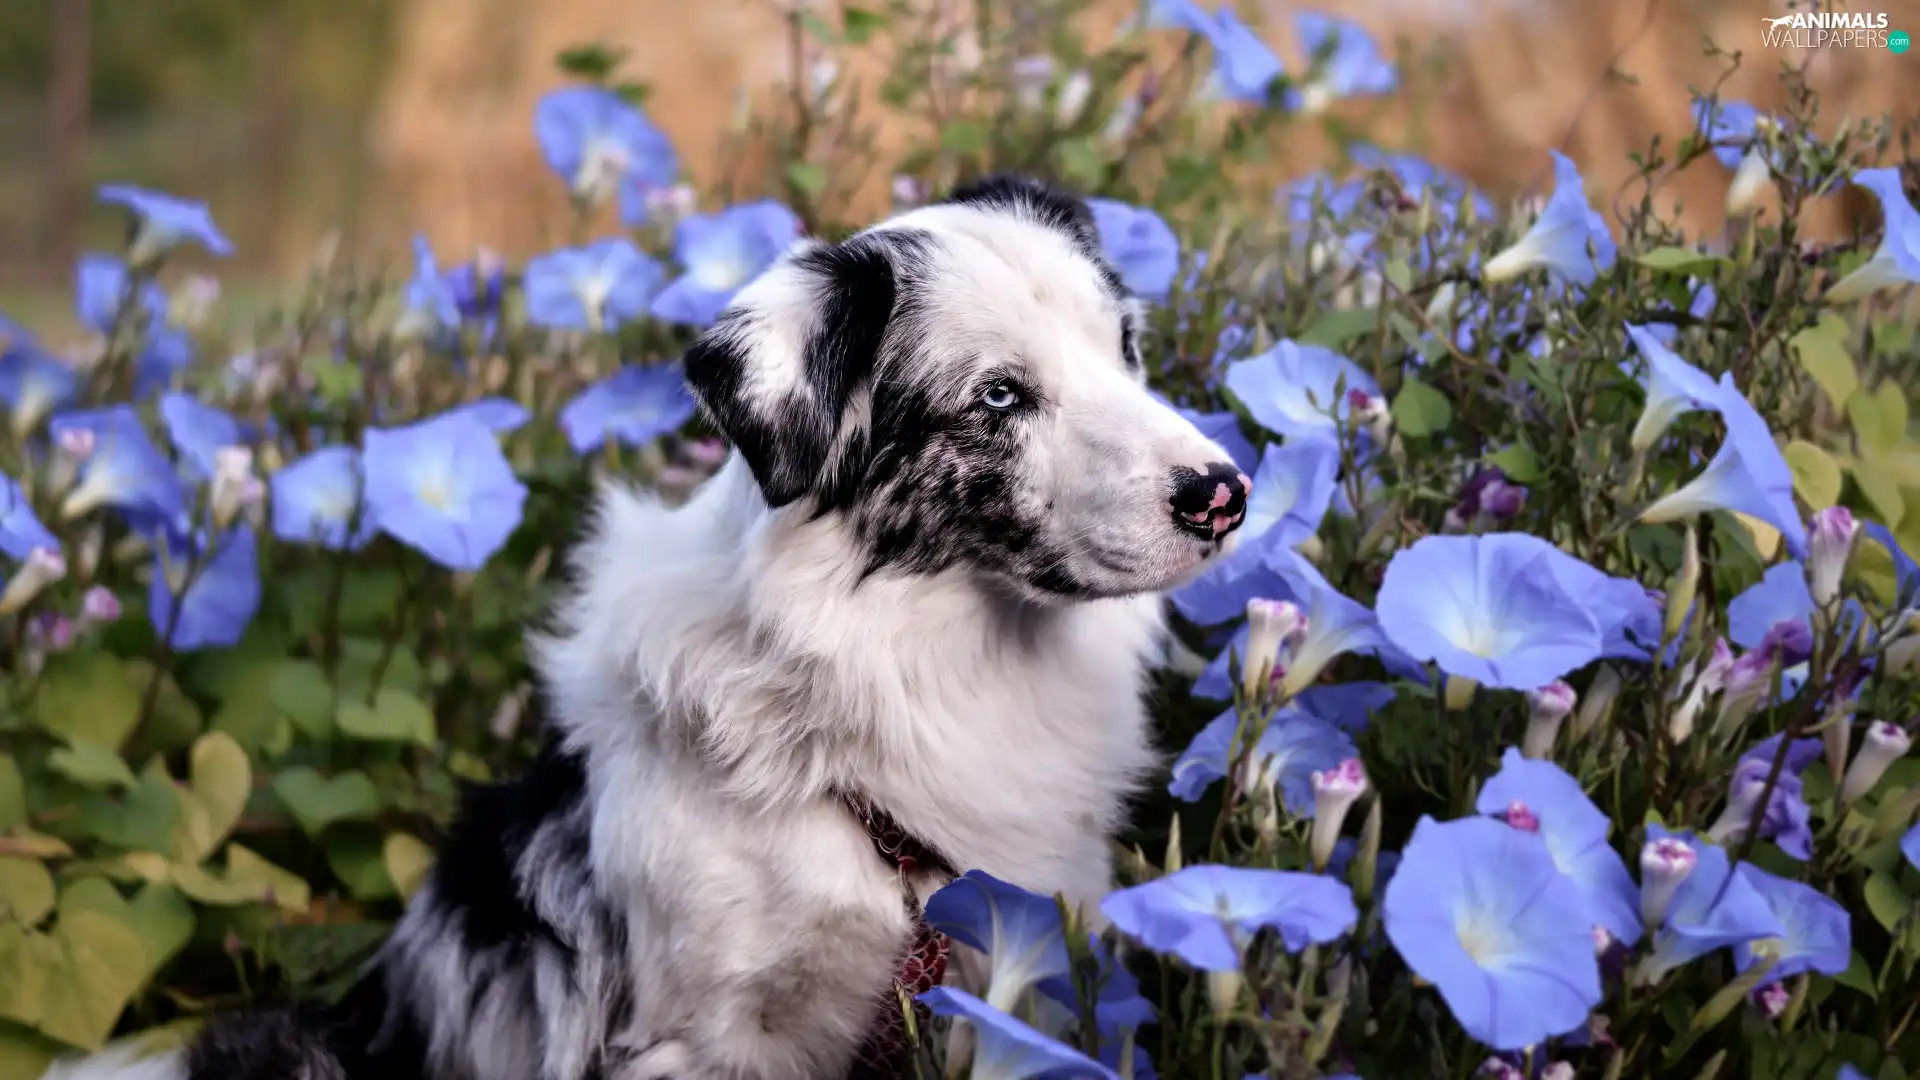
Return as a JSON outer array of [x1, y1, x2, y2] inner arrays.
[[925, 870, 1070, 1013], [149, 525, 259, 651], [97, 184, 233, 259], [270, 445, 376, 552], [917, 987, 1118, 1080], [1639, 825, 1784, 982], [559, 364, 697, 454], [1169, 707, 1354, 809], [1732, 866, 1850, 980], [1, 472, 57, 562], [1707, 735, 1823, 860], [1171, 440, 1339, 625], [1482, 152, 1616, 288], [362, 410, 528, 571], [650, 201, 803, 327], [1102, 864, 1356, 969], [1641, 372, 1808, 559], [1224, 339, 1380, 443], [524, 239, 667, 332], [1290, 12, 1396, 111], [1475, 748, 1643, 945], [534, 86, 679, 214], [1087, 199, 1181, 300]]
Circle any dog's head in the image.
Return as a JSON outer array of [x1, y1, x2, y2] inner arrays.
[[683, 174, 1249, 602]]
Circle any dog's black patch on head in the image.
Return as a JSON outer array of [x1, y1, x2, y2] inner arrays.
[[685, 231, 925, 509], [945, 173, 1126, 300]]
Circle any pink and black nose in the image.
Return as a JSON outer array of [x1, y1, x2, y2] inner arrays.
[[1169, 462, 1251, 540]]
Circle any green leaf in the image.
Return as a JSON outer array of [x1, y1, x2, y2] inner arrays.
[[939, 121, 988, 155], [303, 357, 364, 407], [32, 652, 142, 751], [47, 740, 136, 792], [0, 757, 23, 832], [273, 768, 381, 837], [0, 909, 148, 1051], [336, 689, 436, 747], [1789, 315, 1859, 406], [1383, 259, 1413, 294], [70, 771, 180, 856], [553, 42, 626, 82], [1848, 384, 1909, 457], [0, 857, 55, 927], [383, 833, 435, 900], [1634, 246, 1729, 276], [0, 1022, 62, 1080], [1390, 376, 1453, 437], [1862, 871, 1914, 937], [1855, 465, 1907, 530], [1486, 443, 1542, 484], [785, 162, 828, 199], [172, 844, 310, 914], [270, 660, 336, 738], [841, 5, 888, 44], [123, 885, 194, 981], [323, 830, 397, 901], [1830, 949, 1877, 1000], [1783, 440, 1844, 510], [172, 733, 251, 866], [120, 660, 202, 758], [1298, 308, 1377, 350]]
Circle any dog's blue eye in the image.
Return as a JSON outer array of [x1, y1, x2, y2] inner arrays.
[[981, 382, 1021, 410]]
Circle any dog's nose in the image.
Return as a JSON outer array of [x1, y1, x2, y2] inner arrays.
[[1169, 462, 1251, 539]]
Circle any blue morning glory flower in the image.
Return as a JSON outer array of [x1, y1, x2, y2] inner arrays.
[[1475, 748, 1643, 945], [1482, 151, 1616, 288], [1349, 144, 1495, 222], [1693, 99, 1776, 171], [149, 525, 259, 651], [1294, 681, 1397, 733], [1035, 933, 1156, 1035], [1144, 0, 1213, 33], [1641, 372, 1808, 559], [650, 201, 803, 327], [270, 445, 376, 552], [1172, 440, 1339, 625], [1638, 824, 1783, 982], [448, 250, 507, 323], [534, 86, 679, 210], [1383, 815, 1602, 1050], [917, 987, 1118, 1080], [925, 870, 1071, 1013], [1903, 823, 1919, 871], [1102, 864, 1356, 970], [559, 364, 698, 454], [1087, 199, 1180, 300], [1732, 866, 1849, 980], [1, 472, 58, 561], [49, 406, 188, 530], [158, 391, 247, 481], [1826, 167, 1920, 303], [524, 239, 667, 332], [1624, 323, 1722, 453], [1530, 547, 1662, 662], [1169, 707, 1355, 808], [0, 339, 80, 430], [443, 397, 532, 435], [1290, 12, 1396, 112], [1266, 545, 1404, 696], [1709, 735, 1821, 860], [74, 253, 161, 335], [362, 410, 529, 571], [97, 184, 233, 259], [402, 235, 462, 335], [1189, 7, 1285, 105], [1224, 340, 1380, 443], [1376, 533, 1604, 689], [1861, 522, 1918, 612], [1727, 562, 1812, 652]]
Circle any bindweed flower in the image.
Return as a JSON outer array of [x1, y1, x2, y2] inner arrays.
[[1635, 825, 1782, 984], [1086, 199, 1180, 301], [1728, 562, 1813, 658], [925, 870, 1070, 1013], [50, 407, 187, 530], [1174, 5, 1285, 105], [399, 235, 462, 338], [1035, 933, 1155, 1038], [271, 445, 376, 552], [1101, 864, 1356, 971], [1240, 597, 1304, 696], [443, 397, 532, 436], [524, 239, 667, 332], [1732, 866, 1850, 981], [149, 525, 259, 650], [1476, 748, 1642, 945], [1266, 546, 1397, 698], [1289, 12, 1396, 113], [1711, 647, 1775, 741], [1824, 167, 1920, 303], [1309, 758, 1368, 871], [1695, 100, 1785, 217], [362, 410, 529, 571], [1, 473, 58, 563], [1223, 340, 1381, 443], [0, 339, 81, 433], [534, 86, 679, 213], [0, 546, 65, 616], [1638, 835, 1698, 931], [1383, 816, 1602, 1049], [1839, 721, 1911, 806], [1482, 152, 1616, 287], [559, 364, 698, 454], [1376, 533, 1604, 690], [1639, 372, 1808, 558], [1521, 680, 1576, 760], [1348, 388, 1392, 448], [650, 201, 803, 327], [1807, 506, 1859, 610], [1169, 707, 1354, 811], [1624, 323, 1721, 453], [97, 184, 234, 263], [1708, 735, 1821, 859], [1172, 440, 1337, 625], [1904, 823, 1920, 872], [1669, 638, 1733, 745], [917, 987, 1118, 1080], [158, 391, 248, 482]]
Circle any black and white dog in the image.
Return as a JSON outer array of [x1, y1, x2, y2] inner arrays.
[[53, 175, 1249, 1080]]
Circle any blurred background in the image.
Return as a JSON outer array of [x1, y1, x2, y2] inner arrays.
[[1, 0, 1916, 316]]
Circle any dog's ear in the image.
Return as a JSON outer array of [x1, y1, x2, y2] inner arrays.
[[682, 233, 903, 509]]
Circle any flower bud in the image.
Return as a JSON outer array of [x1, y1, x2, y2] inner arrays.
[[890, 175, 925, 212], [77, 584, 122, 629], [168, 274, 221, 332], [1540, 1064, 1575, 1080], [683, 437, 729, 469], [1807, 506, 1858, 610], [1669, 638, 1732, 746], [1241, 598, 1304, 699], [1057, 69, 1093, 122], [1725, 147, 1774, 218], [644, 183, 698, 227], [1711, 648, 1774, 743], [1638, 835, 1697, 930], [1839, 721, 1911, 806], [1569, 665, 1622, 742], [1309, 758, 1368, 871], [1349, 388, 1391, 446], [209, 445, 263, 530], [0, 546, 67, 615], [1522, 680, 1577, 759], [47, 427, 96, 496], [1444, 674, 1478, 712], [1206, 969, 1243, 1016], [1664, 525, 1699, 644], [1886, 611, 1920, 676], [1753, 980, 1790, 1020]]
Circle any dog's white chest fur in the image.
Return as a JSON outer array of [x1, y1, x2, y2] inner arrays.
[[530, 459, 1164, 1077]]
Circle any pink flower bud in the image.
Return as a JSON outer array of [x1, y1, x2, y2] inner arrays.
[[1753, 980, 1790, 1020], [1309, 757, 1369, 871], [80, 585, 122, 624], [1840, 720, 1912, 805], [1522, 679, 1577, 759], [1639, 836, 1697, 930], [1807, 506, 1858, 608]]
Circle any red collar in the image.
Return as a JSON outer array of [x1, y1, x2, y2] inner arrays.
[[841, 792, 954, 1079]]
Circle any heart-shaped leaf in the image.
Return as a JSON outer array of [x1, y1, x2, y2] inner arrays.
[[32, 653, 142, 752], [172, 845, 310, 914], [273, 768, 381, 837], [336, 689, 436, 747], [71, 770, 180, 856], [382, 833, 434, 900], [47, 740, 137, 792], [0, 898, 148, 1051], [0, 858, 55, 927], [324, 831, 396, 901], [0, 756, 25, 832], [1783, 440, 1843, 510], [1790, 315, 1858, 407], [269, 660, 336, 738]]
